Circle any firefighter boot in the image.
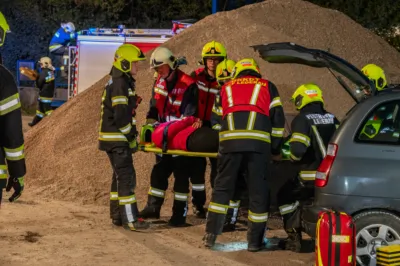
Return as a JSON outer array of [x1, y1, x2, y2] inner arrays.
[[168, 199, 188, 227], [279, 229, 302, 252], [204, 211, 227, 248], [193, 204, 206, 219], [203, 233, 217, 248], [139, 195, 163, 219], [247, 221, 267, 252], [120, 200, 150, 231], [28, 115, 42, 127], [110, 192, 121, 226]]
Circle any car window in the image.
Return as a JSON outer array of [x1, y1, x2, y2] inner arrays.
[[356, 100, 400, 144]]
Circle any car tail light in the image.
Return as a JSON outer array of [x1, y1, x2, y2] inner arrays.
[[315, 143, 338, 187]]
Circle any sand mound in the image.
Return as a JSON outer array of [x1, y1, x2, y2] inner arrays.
[[25, 0, 400, 206]]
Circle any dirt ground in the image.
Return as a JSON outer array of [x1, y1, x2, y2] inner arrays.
[[0, 116, 315, 266]]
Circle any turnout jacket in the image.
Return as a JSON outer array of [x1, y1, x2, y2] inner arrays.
[[36, 67, 55, 103], [219, 71, 285, 154], [146, 69, 198, 122], [289, 103, 340, 182], [0, 65, 26, 188], [49, 27, 76, 52], [98, 67, 141, 151]]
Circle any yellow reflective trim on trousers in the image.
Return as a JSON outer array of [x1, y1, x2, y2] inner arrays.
[[212, 105, 222, 116], [0, 165, 7, 179], [225, 85, 234, 107], [39, 96, 53, 102], [208, 202, 229, 214], [4, 145, 25, 161], [248, 210, 269, 223], [279, 201, 299, 215], [45, 110, 53, 116], [290, 133, 310, 146], [227, 113, 235, 130], [148, 187, 165, 198], [111, 96, 128, 106], [269, 97, 282, 109], [246, 111, 257, 130], [174, 192, 189, 201], [110, 192, 118, 200], [98, 132, 128, 142], [229, 200, 240, 208], [271, 127, 284, 137], [219, 130, 271, 143], [118, 195, 137, 205], [299, 171, 316, 181], [290, 153, 301, 161], [0, 93, 21, 116], [212, 124, 221, 131], [119, 123, 132, 135]]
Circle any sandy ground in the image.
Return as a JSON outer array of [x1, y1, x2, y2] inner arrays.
[[0, 116, 315, 266]]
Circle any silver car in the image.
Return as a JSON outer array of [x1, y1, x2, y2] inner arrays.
[[253, 42, 400, 266]]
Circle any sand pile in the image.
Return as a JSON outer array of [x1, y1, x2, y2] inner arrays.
[[25, 0, 400, 207]]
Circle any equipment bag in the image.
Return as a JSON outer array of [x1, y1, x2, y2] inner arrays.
[[315, 210, 356, 266]]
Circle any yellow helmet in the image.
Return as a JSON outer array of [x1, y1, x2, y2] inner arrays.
[[216, 59, 236, 83], [201, 41, 227, 59], [361, 64, 387, 91], [231, 58, 260, 79], [39, 57, 52, 68], [291, 83, 324, 110], [0, 12, 10, 47], [150, 47, 177, 69], [113, 44, 145, 72]]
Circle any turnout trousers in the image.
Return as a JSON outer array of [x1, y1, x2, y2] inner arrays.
[[30, 97, 53, 126], [107, 147, 140, 225], [145, 154, 191, 222], [206, 151, 270, 247]]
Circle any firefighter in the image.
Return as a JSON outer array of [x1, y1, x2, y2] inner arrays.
[[28, 57, 56, 127], [203, 58, 285, 251], [189, 41, 226, 218], [98, 43, 150, 231], [139, 47, 198, 227], [0, 11, 26, 205], [49, 22, 76, 76], [277, 83, 340, 252]]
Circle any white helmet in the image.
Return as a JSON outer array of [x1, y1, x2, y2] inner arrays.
[[150, 47, 176, 69], [39, 57, 52, 68], [62, 22, 75, 33]]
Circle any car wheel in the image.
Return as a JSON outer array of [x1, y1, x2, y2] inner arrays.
[[353, 210, 400, 266]]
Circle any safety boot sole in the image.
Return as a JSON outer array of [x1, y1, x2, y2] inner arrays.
[[203, 233, 217, 248]]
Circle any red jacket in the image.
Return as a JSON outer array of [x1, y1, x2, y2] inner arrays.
[[193, 68, 219, 122], [152, 116, 198, 151]]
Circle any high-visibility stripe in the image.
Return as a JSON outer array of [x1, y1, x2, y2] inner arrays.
[[271, 127, 284, 137], [154, 88, 168, 97], [311, 125, 327, 158], [208, 202, 229, 214], [198, 84, 219, 94], [110, 192, 118, 200], [219, 130, 271, 143], [4, 145, 25, 161], [192, 184, 205, 191], [212, 124, 221, 131], [225, 85, 234, 107], [290, 153, 301, 161], [169, 97, 181, 106], [246, 111, 257, 130], [148, 187, 165, 198], [249, 83, 262, 105], [279, 201, 299, 215], [290, 133, 310, 146], [132, 118, 137, 125], [212, 105, 223, 115], [248, 210, 269, 223], [299, 171, 317, 181], [0, 93, 21, 116], [0, 165, 8, 179], [227, 113, 235, 130], [49, 44, 62, 52], [36, 110, 44, 118], [119, 123, 132, 135], [118, 195, 137, 205], [174, 192, 189, 201], [269, 97, 282, 109], [98, 132, 127, 142], [39, 96, 53, 103], [45, 110, 53, 116], [128, 89, 135, 96], [229, 200, 241, 208], [111, 96, 128, 106]]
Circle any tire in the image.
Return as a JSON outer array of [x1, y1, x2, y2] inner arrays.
[[353, 210, 400, 266]]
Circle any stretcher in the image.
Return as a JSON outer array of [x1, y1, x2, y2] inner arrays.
[[138, 142, 218, 158]]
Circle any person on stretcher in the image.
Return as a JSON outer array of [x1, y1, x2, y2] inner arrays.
[[151, 116, 219, 153]]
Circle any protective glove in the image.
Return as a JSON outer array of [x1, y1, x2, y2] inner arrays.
[[145, 118, 157, 125], [6, 176, 24, 202], [129, 139, 138, 153]]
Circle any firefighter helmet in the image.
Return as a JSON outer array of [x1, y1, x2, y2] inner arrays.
[[113, 44, 145, 73], [62, 22, 75, 33], [291, 83, 324, 110], [39, 57, 52, 68], [201, 41, 227, 59], [361, 64, 387, 91], [231, 58, 260, 79], [0, 12, 10, 47], [216, 59, 236, 83], [150, 47, 177, 69]]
